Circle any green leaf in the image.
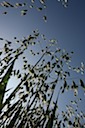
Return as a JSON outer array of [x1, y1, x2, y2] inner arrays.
[[80, 79, 85, 90], [62, 81, 67, 93], [0, 59, 15, 110], [0, 38, 3, 40], [40, 0, 45, 4], [6, 106, 21, 128], [46, 88, 60, 128], [2, 11, 8, 14], [0, 100, 19, 119], [0, 52, 2, 55], [31, 0, 35, 3], [71, 81, 78, 96], [21, 10, 28, 16], [43, 15, 47, 22], [37, 7, 43, 11]]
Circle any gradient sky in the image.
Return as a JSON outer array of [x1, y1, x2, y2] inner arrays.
[[0, 0, 85, 120]]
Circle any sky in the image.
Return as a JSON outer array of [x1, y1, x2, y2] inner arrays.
[[0, 0, 85, 122], [0, 0, 85, 65]]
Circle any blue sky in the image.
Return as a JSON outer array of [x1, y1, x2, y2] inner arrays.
[[0, 0, 85, 65], [0, 0, 85, 120]]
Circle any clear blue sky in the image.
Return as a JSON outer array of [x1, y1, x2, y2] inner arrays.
[[0, 0, 85, 120]]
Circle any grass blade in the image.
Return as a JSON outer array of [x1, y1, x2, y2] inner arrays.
[[0, 59, 15, 110]]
